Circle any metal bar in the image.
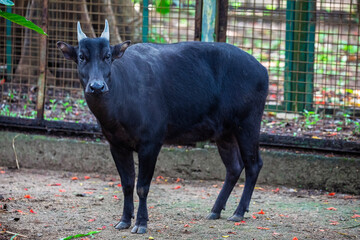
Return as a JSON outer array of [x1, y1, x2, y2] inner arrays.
[[6, 6, 12, 78], [201, 0, 217, 42], [142, 0, 149, 43], [36, 0, 48, 120], [216, 0, 228, 42], [284, 0, 316, 112], [195, 0, 203, 41], [284, 0, 296, 111]]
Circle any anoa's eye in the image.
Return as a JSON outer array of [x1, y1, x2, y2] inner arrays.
[[79, 54, 85, 62], [104, 53, 111, 60]]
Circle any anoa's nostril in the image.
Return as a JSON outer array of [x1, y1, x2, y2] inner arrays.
[[90, 82, 104, 91]]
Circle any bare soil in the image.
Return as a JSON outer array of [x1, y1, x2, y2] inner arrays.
[[0, 168, 359, 240]]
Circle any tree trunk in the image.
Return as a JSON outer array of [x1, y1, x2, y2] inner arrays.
[[14, 0, 40, 84]]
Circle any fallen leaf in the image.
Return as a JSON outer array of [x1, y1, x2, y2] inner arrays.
[[256, 209, 265, 215], [272, 188, 280, 193], [113, 195, 119, 200], [24, 195, 32, 199], [24, 188, 28, 191], [84, 176, 90, 180], [84, 191, 93, 194], [257, 227, 270, 230], [29, 209, 36, 214], [59, 189, 66, 192], [71, 177, 78, 180], [330, 220, 339, 225], [176, 178, 181, 182], [351, 214, 360, 218], [0, 171, 5, 174], [156, 176, 164, 180], [212, 185, 218, 188], [222, 236, 229, 238], [254, 187, 265, 191], [149, 206, 154, 209], [88, 219, 95, 222], [173, 186, 181, 190], [184, 224, 190, 227], [252, 215, 257, 219], [328, 192, 335, 196], [149, 237, 154, 240], [0, 79, 5, 85], [326, 207, 337, 211], [293, 238, 298, 240], [117, 184, 122, 187], [48, 183, 61, 186], [234, 221, 246, 225]]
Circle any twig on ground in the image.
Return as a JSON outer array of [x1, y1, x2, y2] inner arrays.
[[1, 230, 28, 238], [12, 134, 20, 169]]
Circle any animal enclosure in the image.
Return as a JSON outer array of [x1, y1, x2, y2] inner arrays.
[[0, 0, 359, 144]]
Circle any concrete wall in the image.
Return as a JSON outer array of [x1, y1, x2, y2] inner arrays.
[[0, 131, 359, 194]]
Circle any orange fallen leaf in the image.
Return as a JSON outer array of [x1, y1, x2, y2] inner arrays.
[[173, 186, 181, 190], [148, 206, 154, 209], [88, 219, 95, 222], [252, 215, 257, 219], [84, 191, 93, 194], [212, 185, 218, 188], [71, 177, 78, 180], [326, 207, 337, 211], [256, 209, 265, 215], [24, 188, 28, 191], [0, 170, 5, 174], [184, 224, 190, 227], [330, 220, 339, 225], [24, 195, 32, 199], [272, 188, 280, 193], [59, 189, 66, 192], [0, 78, 5, 85], [234, 221, 246, 225], [293, 238, 298, 240], [29, 209, 36, 214], [117, 184, 122, 187], [176, 178, 181, 182], [328, 192, 335, 196], [156, 176, 164, 180], [113, 195, 119, 199], [257, 227, 270, 230], [351, 214, 360, 218], [84, 176, 90, 180]]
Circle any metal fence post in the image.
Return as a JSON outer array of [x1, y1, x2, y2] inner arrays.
[[201, 0, 217, 42], [216, 0, 228, 42], [285, 0, 316, 112], [6, 6, 12, 79], [142, 0, 149, 43], [36, 0, 48, 120]]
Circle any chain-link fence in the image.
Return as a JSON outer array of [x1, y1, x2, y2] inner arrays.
[[0, 0, 359, 144]]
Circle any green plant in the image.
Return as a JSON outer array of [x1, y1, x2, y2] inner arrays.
[[0, 0, 47, 35], [49, 99, 57, 112], [354, 122, 360, 135], [303, 109, 320, 128]]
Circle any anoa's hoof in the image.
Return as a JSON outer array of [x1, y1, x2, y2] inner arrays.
[[206, 212, 221, 220]]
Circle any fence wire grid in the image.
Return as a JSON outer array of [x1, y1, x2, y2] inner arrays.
[[0, 0, 359, 143]]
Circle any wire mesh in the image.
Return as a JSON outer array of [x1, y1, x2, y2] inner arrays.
[[0, 0, 359, 142], [227, 0, 360, 141], [0, 2, 42, 119]]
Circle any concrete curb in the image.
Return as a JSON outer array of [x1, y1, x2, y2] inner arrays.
[[0, 131, 359, 194]]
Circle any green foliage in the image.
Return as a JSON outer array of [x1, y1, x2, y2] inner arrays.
[[0, 1, 47, 35], [155, 0, 172, 15], [303, 109, 320, 128], [0, 0, 14, 6]]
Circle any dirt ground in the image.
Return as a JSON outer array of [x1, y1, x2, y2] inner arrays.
[[0, 168, 359, 240]]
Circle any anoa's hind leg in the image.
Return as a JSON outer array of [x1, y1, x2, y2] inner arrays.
[[228, 120, 263, 221], [207, 133, 244, 220]]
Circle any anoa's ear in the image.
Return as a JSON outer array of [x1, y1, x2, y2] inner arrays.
[[112, 40, 131, 60], [57, 41, 78, 63]]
